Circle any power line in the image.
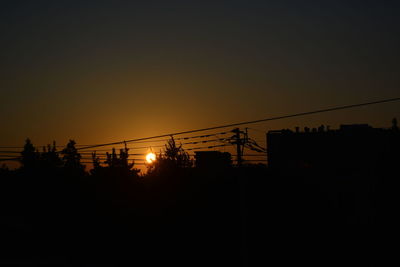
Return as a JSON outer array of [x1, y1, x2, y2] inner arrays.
[[77, 133, 230, 151], [181, 138, 229, 145], [79, 162, 148, 165], [2, 97, 397, 152], [76, 97, 400, 151], [0, 135, 229, 152], [175, 131, 228, 140], [0, 158, 20, 161], [0, 135, 228, 151], [185, 144, 230, 151]]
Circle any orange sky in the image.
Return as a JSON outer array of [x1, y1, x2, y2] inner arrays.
[[1, 1, 399, 171]]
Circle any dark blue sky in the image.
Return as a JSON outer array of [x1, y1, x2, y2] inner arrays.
[[1, 0, 399, 147]]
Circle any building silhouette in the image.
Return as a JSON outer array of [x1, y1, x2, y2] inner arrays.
[[195, 151, 232, 169], [267, 120, 400, 172]]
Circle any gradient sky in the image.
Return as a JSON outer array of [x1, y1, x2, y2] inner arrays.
[[1, 0, 400, 150]]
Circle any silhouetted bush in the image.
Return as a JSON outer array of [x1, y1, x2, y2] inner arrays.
[[146, 136, 193, 176]]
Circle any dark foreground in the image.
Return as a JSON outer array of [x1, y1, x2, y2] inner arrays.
[[0, 166, 398, 266]]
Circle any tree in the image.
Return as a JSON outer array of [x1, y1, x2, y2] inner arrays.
[[20, 138, 39, 170], [147, 136, 193, 175], [61, 140, 85, 174], [39, 141, 63, 170], [91, 143, 139, 177], [105, 148, 133, 170], [91, 151, 101, 170], [164, 137, 193, 168]]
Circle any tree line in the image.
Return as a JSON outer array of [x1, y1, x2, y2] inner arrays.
[[1, 136, 197, 178]]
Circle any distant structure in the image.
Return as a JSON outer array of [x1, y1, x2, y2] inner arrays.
[[194, 151, 232, 169], [267, 119, 400, 172]]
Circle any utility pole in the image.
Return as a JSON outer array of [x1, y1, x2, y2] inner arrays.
[[232, 128, 242, 166], [232, 128, 248, 167], [231, 127, 249, 266]]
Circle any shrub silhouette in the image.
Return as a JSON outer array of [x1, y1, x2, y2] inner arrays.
[[91, 143, 139, 177], [61, 140, 85, 175], [147, 136, 193, 175], [20, 138, 39, 170], [39, 141, 63, 171]]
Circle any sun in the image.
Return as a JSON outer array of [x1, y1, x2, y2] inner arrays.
[[146, 152, 156, 164]]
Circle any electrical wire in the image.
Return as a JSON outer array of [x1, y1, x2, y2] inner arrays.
[[75, 97, 400, 150], [3, 97, 399, 153], [185, 144, 230, 151], [79, 97, 400, 150]]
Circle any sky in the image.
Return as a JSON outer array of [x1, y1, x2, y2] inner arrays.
[[1, 0, 400, 162]]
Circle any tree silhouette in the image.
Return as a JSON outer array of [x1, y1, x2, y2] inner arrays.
[[105, 148, 133, 170], [39, 141, 63, 170], [61, 140, 85, 175], [91, 151, 101, 170], [91, 143, 139, 177], [147, 136, 193, 175], [20, 138, 39, 170]]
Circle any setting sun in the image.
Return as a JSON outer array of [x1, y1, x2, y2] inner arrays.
[[146, 152, 156, 164]]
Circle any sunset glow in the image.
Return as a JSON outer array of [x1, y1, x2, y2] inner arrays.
[[146, 152, 156, 164], [1, 2, 399, 265]]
